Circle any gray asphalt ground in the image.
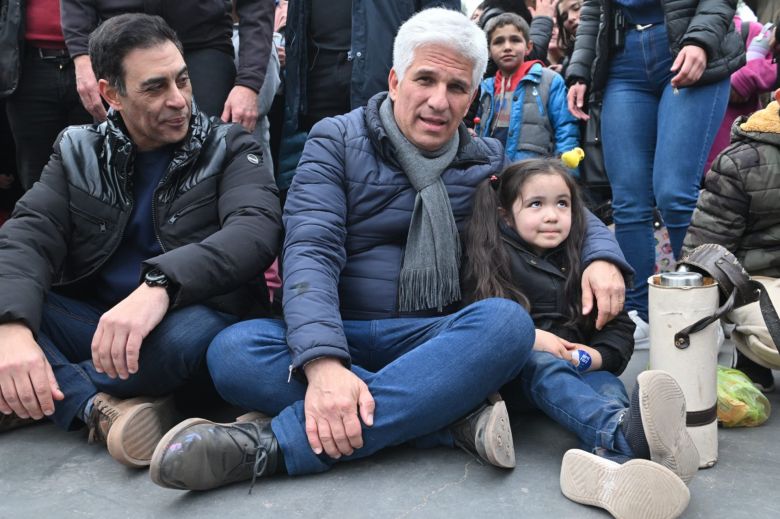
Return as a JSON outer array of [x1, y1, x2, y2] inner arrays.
[[1, 345, 778, 519]]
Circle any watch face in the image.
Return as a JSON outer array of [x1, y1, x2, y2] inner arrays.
[[145, 270, 168, 285]]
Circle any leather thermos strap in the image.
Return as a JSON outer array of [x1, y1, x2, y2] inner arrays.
[[755, 280, 780, 354]]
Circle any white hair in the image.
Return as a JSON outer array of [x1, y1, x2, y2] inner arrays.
[[393, 7, 488, 93]]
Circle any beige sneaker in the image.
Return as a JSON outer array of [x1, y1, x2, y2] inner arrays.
[[87, 393, 179, 468], [560, 449, 690, 519]]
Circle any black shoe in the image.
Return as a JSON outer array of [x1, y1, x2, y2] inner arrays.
[[150, 412, 283, 491], [450, 395, 515, 468], [735, 351, 776, 393]]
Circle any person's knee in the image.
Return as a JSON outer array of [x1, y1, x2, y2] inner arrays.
[[206, 324, 249, 390], [472, 298, 535, 353]]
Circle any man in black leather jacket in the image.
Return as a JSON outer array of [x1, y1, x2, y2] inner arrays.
[[0, 14, 282, 468]]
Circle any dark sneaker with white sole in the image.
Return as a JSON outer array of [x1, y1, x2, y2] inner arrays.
[[621, 370, 699, 484], [450, 394, 515, 468], [150, 412, 284, 491]]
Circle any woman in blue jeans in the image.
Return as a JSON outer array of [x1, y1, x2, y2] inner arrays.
[[565, 0, 744, 321]]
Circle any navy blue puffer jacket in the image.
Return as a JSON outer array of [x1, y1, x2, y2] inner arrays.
[[282, 93, 631, 370]]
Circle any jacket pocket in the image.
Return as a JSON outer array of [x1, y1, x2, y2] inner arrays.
[[166, 194, 218, 224], [70, 204, 108, 233]]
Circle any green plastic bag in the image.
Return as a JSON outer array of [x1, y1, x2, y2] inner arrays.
[[717, 366, 771, 428]]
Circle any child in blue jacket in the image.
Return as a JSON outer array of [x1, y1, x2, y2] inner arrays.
[[476, 12, 579, 165]]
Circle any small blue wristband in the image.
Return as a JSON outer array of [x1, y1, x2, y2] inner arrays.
[[573, 349, 592, 372]]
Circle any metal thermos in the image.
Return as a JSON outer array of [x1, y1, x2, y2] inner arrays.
[[648, 272, 720, 468]]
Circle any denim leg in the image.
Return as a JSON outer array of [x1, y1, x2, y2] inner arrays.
[[39, 292, 237, 430], [210, 298, 535, 476], [653, 77, 729, 256], [601, 29, 662, 321], [207, 318, 307, 415], [513, 351, 632, 459]]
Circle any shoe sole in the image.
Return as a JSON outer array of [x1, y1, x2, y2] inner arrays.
[[560, 449, 690, 519], [479, 400, 515, 469], [637, 371, 700, 484], [106, 396, 179, 468]]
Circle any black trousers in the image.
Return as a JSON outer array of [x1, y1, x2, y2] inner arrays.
[[184, 47, 236, 118], [303, 48, 352, 132], [5, 48, 92, 190]]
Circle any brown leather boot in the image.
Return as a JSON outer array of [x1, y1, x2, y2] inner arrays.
[[86, 393, 179, 468]]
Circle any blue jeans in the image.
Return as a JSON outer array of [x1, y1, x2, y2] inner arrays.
[[601, 24, 729, 320], [505, 351, 633, 461], [38, 292, 238, 430], [207, 298, 535, 476]]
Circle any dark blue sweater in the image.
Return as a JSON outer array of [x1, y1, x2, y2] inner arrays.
[[91, 146, 173, 307]]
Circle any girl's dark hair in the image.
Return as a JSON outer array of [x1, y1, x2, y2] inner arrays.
[[463, 158, 589, 325], [555, 2, 575, 53]]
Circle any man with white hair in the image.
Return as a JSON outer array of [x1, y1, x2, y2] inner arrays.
[[149, 7, 629, 491]]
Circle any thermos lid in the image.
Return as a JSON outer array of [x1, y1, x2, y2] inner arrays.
[[659, 271, 703, 287]]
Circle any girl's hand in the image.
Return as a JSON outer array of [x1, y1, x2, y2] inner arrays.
[[534, 330, 577, 365], [670, 45, 707, 88], [529, 0, 557, 19], [567, 82, 590, 120]]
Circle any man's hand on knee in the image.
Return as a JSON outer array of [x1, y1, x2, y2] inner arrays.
[[91, 284, 169, 380], [303, 358, 375, 459], [0, 323, 64, 419], [581, 260, 626, 330]]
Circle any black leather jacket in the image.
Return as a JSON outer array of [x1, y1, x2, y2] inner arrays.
[[566, 0, 745, 99], [0, 104, 282, 334], [0, 0, 23, 97]]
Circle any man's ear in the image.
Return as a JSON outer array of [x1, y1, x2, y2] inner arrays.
[[525, 39, 534, 56], [388, 68, 399, 102], [98, 78, 122, 111]]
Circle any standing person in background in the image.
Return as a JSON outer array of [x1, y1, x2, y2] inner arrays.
[[551, 0, 582, 74], [566, 0, 744, 327], [474, 13, 580, 163], [285, 0, 461, 133], [61, 0, 274, 132], [3, 0, 92, 191], [705, 18, 778, 174]]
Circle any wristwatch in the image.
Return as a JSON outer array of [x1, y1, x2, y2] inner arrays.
[[144, 269, 173, 299]]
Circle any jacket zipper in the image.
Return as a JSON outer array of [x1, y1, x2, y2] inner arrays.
[[166, 194, 218, 224], [70, 205, 108, 233]]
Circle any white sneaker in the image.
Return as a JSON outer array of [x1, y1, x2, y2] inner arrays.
[[629, 310, 650, 350], [560, 449, 690, 519]]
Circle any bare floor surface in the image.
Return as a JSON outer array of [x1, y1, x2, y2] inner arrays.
[[1, 348, 778, 519]]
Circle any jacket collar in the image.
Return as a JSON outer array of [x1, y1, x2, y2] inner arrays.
[[499, 220, 567, 264], [103, 100, 211, 161], [364, 92, 492, 169], [733, 102, 780, 147]]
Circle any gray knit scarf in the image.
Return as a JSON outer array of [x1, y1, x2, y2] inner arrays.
[[379, 97, 461, 312]]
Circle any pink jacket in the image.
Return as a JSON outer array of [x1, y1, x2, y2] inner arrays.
[[705, 17, 777, 174]]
